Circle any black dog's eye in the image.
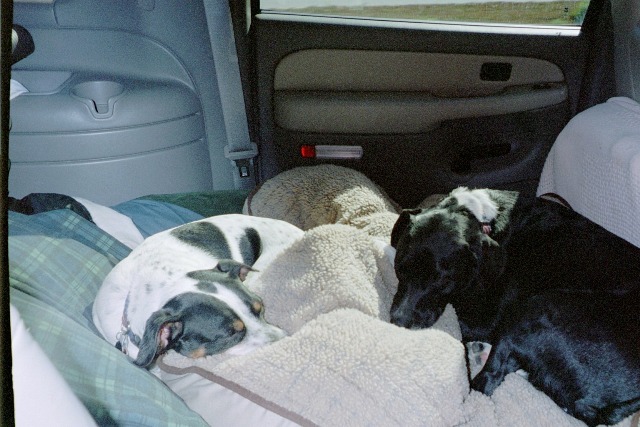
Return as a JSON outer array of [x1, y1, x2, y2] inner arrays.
[[438, 257, 452, 272], [398, 251, 436, 280], [439, 247, 477, 287]]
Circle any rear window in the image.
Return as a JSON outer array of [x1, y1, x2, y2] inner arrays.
[[260, 0, 590, 27]]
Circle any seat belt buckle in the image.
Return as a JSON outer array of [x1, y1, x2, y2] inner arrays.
[[235, 158, 251, 178], [224, 142, 258, 178]]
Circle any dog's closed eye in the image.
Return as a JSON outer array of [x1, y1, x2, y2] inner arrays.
[[438, 247, 477, 289], [215, 259, 256, 281], [251, 300, 264, 315], [233, 319, 245, 332], [189, 347, 207, 359]]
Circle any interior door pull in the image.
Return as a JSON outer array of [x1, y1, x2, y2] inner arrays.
[[480, 62, 513, 82]]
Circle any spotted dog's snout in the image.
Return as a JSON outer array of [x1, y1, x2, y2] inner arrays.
[[134, 264, 287, 367], [226, 320, 286, 356]]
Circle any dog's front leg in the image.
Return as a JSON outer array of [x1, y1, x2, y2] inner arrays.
[[470, 339, 520, 396]]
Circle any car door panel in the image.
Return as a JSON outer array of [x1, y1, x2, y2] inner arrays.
[[253, 13, 592, 207], [9, 0, 239, 205], [274, 50, 567, 134]]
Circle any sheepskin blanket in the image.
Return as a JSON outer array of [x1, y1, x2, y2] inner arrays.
[[158, 223, 637, 427], [537, 97, 640, 248], [160, 166, 638, 427], [160, 224, 469, 426], [244, 164, 401, 240]]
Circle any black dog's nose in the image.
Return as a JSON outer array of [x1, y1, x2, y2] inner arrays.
[[391, 296, 444, 330], [390, 309, 413, 329]]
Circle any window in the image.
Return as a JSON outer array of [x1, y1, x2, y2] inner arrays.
[[261, 0, 590, 27]]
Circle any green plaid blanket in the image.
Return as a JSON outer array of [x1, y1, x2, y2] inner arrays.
[[9, 210, 208, 427]]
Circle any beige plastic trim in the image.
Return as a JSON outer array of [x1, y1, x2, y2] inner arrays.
[[276, 85, 567, 134], [274, 49, 567, 134], [275, 50, 564, 94]]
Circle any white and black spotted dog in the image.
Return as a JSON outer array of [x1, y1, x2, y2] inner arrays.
[[93, 214, 303, 368]]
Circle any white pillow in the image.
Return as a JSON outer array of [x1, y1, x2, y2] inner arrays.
[[12, 305, 98, 426]]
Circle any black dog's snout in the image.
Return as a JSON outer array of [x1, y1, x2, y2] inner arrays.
[[390, 290, 415, 328], [390, 308, 412, 329], [391, 288, 446, 331]]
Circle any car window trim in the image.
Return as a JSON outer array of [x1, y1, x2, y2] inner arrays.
[[257, 12, 582, 37]]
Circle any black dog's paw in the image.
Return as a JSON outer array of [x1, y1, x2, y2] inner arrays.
[[470, 366, 509, 397], [573, 399, 599, 427], [470, 371, 490, 393]]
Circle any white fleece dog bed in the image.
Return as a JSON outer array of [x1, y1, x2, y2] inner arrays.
[[244, 164, 401, 240], [160, 224, 469, 426]]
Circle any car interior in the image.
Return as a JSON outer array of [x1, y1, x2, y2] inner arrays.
[[2, 0, 639, 425]]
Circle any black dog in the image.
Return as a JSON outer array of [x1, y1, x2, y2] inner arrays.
[[390, 187, 640, 338], [472, 287, 640, 426], [391, 187, 519, 339], [390, 187, 640, 425]]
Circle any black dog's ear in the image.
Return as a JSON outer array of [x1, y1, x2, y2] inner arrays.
[[215, 259, 256, 281], [134, 310, 184, 368], [391, 209, 421, 248]]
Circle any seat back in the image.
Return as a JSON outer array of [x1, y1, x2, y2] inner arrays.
[[612, 0, 640, 101]]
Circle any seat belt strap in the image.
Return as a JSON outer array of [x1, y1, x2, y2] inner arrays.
[[202, 0, 257, 189]]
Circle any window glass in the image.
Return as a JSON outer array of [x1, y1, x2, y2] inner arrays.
[[261, 0, 590, 26]]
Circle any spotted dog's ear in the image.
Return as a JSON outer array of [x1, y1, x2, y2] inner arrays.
[[391, 209, 422, 248], [134, 310, 183, 368], [215, 259, 256, 281]]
